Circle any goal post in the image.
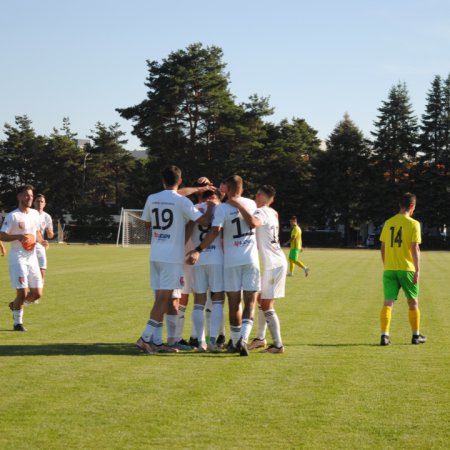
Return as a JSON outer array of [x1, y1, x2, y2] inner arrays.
[[116, 208, 152, 247], [57, 220, 65, 244]]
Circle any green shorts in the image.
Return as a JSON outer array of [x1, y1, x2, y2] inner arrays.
[[289, 248, 301, 261], [383, 270, 419, 300]]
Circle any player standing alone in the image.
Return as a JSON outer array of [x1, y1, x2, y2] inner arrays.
[[34, 194, 54, 280], [379, 192, 426, 346], [285, 216, 309, 277], [0, 185, 48, 331]]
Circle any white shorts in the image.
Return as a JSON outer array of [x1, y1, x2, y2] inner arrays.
[[9, 259, 43, 289], [35, 245, 47, 270], [224, 264, 261, 292], [150, 261, 184, 290], [261, 265, 287, 299], [193, 264, 224, 293]]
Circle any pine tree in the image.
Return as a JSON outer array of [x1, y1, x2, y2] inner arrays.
[[313, 113, 372, 244]]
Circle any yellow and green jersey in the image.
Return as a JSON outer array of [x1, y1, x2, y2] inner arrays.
[[290, 224, 302, 250], [379, 214, 421, 271]]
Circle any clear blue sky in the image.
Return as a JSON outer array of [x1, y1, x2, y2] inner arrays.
[[1, 0, 449, 150]]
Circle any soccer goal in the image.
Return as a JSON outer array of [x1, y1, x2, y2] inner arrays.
[[116, 208, 152, 247], [57, 220, 65, 244]]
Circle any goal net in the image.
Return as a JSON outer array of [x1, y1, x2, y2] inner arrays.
[[116, 208, 152, 247]]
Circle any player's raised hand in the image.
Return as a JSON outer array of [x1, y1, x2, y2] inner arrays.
[[197, 177, 212, 186]]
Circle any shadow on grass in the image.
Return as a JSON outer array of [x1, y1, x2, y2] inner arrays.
[[293, 343, 383, 347], [0, 343, 241, 357], [0, 343, 156, 357]]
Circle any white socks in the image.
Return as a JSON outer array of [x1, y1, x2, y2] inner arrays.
[[165, 314, 178, 345], [142, 319, 162, 343], [210, 300, 224, 341], [13, 309, 23, 326], [256, 305, 267, 340], [192, 304, 205, 343], [265, 309, 282, 347], [176, 304, 187, 341], [240, 319, 254, 344]]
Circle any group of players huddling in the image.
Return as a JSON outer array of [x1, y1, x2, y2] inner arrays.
[[136, 166, 295, 356]]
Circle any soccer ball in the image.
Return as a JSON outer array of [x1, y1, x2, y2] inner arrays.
[[21, 234, 36, 251]]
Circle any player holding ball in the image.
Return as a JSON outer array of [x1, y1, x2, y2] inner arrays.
[[0, 185, 48, 331]]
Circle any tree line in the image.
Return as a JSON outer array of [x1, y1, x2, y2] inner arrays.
[[1, 43, 449, 245]]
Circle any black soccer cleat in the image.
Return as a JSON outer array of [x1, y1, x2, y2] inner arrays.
[[380, 335, 390, 346], [178, 338, 191, 347], [189, 337, 200, 349], [13, 323, 27, 332], [411, 334, 427, 345], [216, 334, 226, 348], [226, 339, 237, 353], [237, 338, 249, 357]]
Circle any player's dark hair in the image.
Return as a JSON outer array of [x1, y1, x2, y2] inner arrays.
[[16, 184, 34, 195], [399, 192, 416, 209], [161, 165, 181, 187], [290, 216, 297, 221], [201, 189, 217, 201], [258, 185, 276, 198], [224, 175, 243, 195], [35, 193, 46, 200]]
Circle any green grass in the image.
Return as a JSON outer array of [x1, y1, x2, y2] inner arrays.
[[0, 246, 448, 449]]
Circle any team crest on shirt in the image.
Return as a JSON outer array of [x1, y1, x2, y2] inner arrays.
[[180, 276, 185, 286], [18, 222, 25, 230]]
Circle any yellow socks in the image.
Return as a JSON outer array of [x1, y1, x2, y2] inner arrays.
[[289, 259, 306, 272], [289, 260, 295, 273], [380, 305, 392, 335], [408, 309, 420, 334]]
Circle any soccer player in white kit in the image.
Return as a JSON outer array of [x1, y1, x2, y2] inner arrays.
[[33, 194, 54, 280], [228, 185, 287, 353], [135, 166, 213, 354], [0, 185, 48, 331], [187, 175, 260, 357], [190, 189, 225, 352]]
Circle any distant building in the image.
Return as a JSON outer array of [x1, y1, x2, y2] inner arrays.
[[75, 139, 90, 149], [129, 150, 147, 159]]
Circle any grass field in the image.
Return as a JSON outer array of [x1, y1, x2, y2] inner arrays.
[[0, 246, 449, 449]]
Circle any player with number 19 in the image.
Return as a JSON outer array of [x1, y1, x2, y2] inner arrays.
[[135, 165, 212, 354]]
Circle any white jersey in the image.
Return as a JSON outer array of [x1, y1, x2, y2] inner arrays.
[[191, 202, 223, 266], [212, 197, 259, 268], [142, 189, 203, 264], [35, 210, 53, 251], [254, 206, 287, 270], [0, 208, 40, 261]]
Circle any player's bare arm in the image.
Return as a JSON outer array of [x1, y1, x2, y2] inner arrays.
[[0, 231, 25, 242], [185, 221, 195, 244], [178, 185, 219, 197], [46, 227, 55, 240], [185, 226, 221, 265], [411, 242, 420, 284], [380, 241, 385, 264], [226, 197, 262, 229], [36, 230, 49, 249], [194, 200, 214, 227]]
